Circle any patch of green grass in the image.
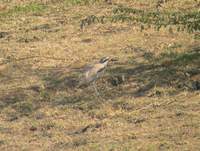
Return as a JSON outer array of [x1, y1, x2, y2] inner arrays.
[[80, 5, 200, 32], [145, 144, 158, 151], [156, 48, 200, 66], [39, 90, 51, 102], [174, 51, 200, 65], [41, 120, 56, 130], [0, 3, 47, 17], [194, 33, 200, 39], [159, 50, 178, 60], [64, 0, 100, 6], [0, 126, 10, 134], [0, 140, 5, 146], [13, 101, 34, 116], [89, 143, 101, 151]]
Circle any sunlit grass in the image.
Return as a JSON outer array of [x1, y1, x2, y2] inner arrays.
[[0, 0, 199, 150], [64, 0, 100, 6], [0, 3, 47, 17]]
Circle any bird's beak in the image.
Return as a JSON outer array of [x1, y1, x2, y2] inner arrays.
[[110, 58, 118, 62]]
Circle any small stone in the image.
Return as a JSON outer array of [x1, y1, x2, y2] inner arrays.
[[30, 126, 37, 131]]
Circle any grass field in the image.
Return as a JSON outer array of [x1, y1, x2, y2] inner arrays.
[[0, 0, 200, 150]]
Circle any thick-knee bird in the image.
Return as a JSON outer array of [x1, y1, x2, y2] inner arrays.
[[79, 56, 110, 95]]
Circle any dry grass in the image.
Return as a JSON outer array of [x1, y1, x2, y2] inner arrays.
[[0, 0, 200, 150]]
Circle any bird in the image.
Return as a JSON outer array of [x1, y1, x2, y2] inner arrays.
[[78, 56, 110, 96]]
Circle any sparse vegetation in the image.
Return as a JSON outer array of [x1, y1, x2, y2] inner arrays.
[[0, 3, 47, 17], [0, 0, 199, 151], [64, 0, 100, 6], [81, 5, 200, 32]]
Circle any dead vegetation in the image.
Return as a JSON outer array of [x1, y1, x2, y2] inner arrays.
[[0, 0, 200, 150]]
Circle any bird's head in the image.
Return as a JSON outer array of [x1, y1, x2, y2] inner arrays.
[[99, 56, 110, 64]]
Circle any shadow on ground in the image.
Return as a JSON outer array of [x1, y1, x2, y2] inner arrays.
[[0, 46, 199, 118], [45, 45, 199, 115]]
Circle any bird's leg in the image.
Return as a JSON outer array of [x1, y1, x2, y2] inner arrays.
[[93, 82, 99, 96], [92, 82, 105, 102]]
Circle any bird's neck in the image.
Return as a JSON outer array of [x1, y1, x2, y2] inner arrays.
[[102, 61, 108, 66]]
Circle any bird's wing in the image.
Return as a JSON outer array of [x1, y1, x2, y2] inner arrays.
[[97, 66, 106, 73]]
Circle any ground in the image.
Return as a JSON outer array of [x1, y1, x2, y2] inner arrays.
[[0, 0, 200, 151]]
